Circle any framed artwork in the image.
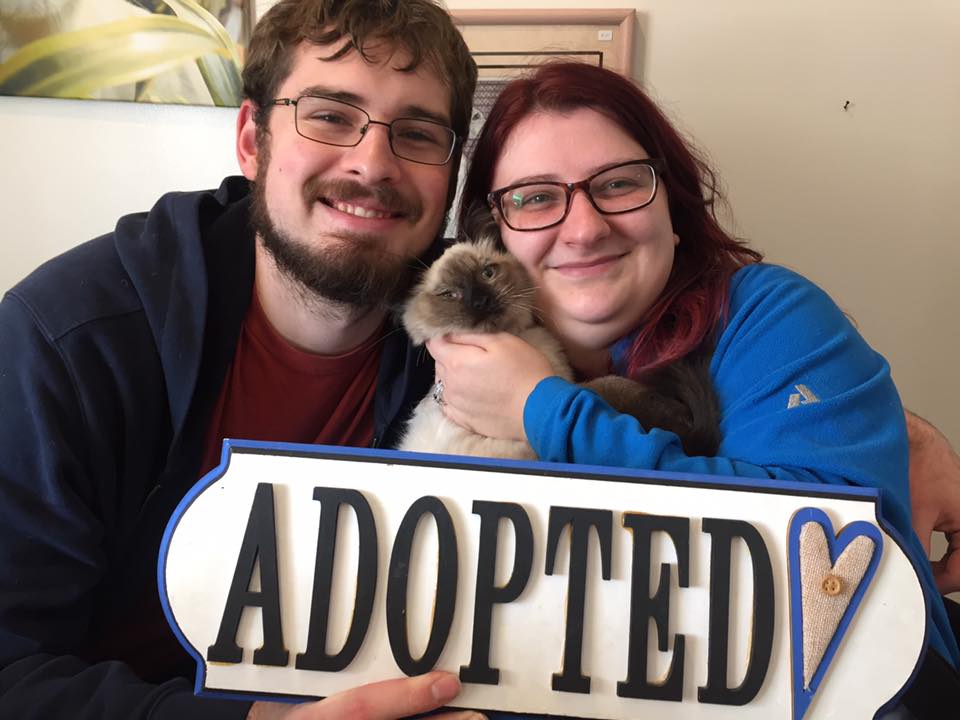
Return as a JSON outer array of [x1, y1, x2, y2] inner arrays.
[[448, 8, 638, 229], [453, 8, 636, 79], [0, 0, 254, 106]]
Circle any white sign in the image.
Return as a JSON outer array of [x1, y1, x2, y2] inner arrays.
[[159, 440, 928, 719]]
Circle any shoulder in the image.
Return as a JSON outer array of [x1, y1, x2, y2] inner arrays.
[[4, 234, 137, 343], [713, 262, 891, 413], [728, 262, 832, 307], [4, 178, 249, 343], [723, 262, 852, 338]]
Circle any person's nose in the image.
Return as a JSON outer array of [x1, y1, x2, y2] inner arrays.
[[556, 189, 610, 246], [341, 121, 402, 183]]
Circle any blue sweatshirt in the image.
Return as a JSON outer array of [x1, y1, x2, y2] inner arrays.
[[523, 263, 959, 682]]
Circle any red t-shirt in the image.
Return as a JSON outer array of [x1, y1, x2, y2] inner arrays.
[[200, 291, 382, 475]]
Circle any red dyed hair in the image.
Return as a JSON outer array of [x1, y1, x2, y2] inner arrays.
[[458, 62, 762, 378]]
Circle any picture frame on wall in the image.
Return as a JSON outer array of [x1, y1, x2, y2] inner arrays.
[[454, 8, 637, 151], [453, 8, 637, 78], [446, 8, 638, 231], [0, 0, 255, 106], [1, 3, 636, 110]]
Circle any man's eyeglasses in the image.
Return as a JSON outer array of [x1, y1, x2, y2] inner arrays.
[[269, 95, 458, 166], [487, 159, 664, 231]]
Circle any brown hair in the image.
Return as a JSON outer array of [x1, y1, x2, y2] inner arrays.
[[243, 0, 476, 144]]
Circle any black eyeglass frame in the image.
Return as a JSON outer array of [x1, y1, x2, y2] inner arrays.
[[487, 158, 665, 232], [269, 95, 459, 166]]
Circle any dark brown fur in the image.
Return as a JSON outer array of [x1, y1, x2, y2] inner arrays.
[[584, 352, 721, 456]]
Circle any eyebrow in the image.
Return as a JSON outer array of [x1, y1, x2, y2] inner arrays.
[[504, 157, 652, 186], [298, 85, 451, 126]]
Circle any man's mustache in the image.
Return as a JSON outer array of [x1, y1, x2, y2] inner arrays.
[[304, 177, 423, 222]]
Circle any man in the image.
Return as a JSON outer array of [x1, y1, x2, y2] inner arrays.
[[901, 411, 960, 715], [0, 1, 479, 718], [908, 410, 960, 595]]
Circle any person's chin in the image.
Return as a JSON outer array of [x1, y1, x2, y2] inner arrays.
[[551, 282, 619, 312]]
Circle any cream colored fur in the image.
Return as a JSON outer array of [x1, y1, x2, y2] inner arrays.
[[397, 241, 573, 459]]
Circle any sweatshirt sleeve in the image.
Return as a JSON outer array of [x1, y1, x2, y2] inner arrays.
[[0, 293, 250, 720], [523, 264, 960, 666], [525, 265, 903, 488]]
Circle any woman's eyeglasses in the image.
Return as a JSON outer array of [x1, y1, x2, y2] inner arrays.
[[487, 159, 664, 231]]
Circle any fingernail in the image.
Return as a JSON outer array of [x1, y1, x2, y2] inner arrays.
[[430, 672, 461, 702]]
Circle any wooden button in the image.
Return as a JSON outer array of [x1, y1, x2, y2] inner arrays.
[[821, 574, 843, 596]]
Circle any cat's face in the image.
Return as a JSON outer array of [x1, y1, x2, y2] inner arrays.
[[402, 239, 538, 344]]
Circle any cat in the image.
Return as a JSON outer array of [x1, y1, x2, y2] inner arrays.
[[397, 236, 721, 460], [398, 238, 572, 460]]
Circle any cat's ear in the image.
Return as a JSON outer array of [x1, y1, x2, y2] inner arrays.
[[460, 201, 501, 247]]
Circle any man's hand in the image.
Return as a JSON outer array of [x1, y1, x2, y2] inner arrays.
[[907, 410, 960, 594], [247, 671, 484, 720]]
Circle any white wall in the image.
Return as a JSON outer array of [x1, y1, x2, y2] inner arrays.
[[1, 0, 958, 448], [0, 95, 238, 285]]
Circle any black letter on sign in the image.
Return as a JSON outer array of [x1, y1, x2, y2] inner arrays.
[[698, 518, 774, 705], [207, 482, 288, 666], [459, 501, 533, 685], [545, 506, 613, 694], [386, 496, 458, 675], [296, 488, 377, 672], [617, 514, 690, 701]]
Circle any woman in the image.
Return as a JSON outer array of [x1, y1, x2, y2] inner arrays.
[[427, 62, 958, 712]]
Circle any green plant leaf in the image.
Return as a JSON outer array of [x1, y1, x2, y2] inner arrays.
[[194, 54, 242, 106], [162, 0, 242, 66], [0, 14, 241, 104], [160, 0, 243, 104]]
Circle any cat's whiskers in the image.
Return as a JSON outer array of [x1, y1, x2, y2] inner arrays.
[[368, 323, 405, 348], [502, 288, 538, 306], [514, 303, 545, 324], [404, 255, 431, 272], [416, 343, 430, 365]]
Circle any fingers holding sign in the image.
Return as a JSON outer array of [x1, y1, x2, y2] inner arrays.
[[248, 671, 485, 720]]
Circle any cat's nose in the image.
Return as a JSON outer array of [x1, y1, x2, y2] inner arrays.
[[464, 285, 495, 315]]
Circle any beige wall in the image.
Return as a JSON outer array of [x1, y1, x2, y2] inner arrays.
[[1, 0, 958, 449]]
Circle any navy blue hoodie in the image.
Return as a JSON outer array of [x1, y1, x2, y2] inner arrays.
[[0, 177, 436, 719]]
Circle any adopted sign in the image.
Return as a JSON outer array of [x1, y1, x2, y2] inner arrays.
[[159, 440, 928, 719]]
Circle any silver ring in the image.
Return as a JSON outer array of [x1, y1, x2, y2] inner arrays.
[[432, 379, 446, 407]]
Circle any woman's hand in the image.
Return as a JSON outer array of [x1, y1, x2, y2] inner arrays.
[[427, 332, 556, 441]]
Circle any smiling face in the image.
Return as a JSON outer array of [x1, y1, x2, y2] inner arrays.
[[238, 40, 453, 309], [490, 107, 679, 358]]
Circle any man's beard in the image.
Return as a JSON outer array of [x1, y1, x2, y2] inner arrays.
[[250, 169, 431, 312]]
